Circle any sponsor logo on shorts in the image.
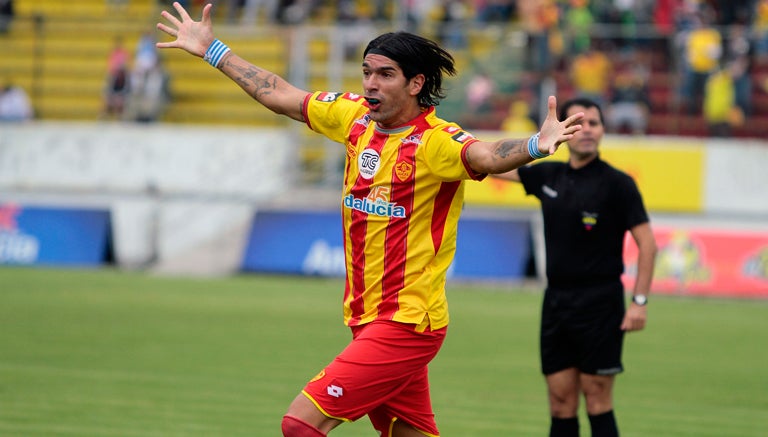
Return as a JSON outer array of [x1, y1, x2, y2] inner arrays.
[[327, 380, 344, 398]]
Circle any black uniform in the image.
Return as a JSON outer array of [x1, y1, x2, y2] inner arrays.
[[518, 156, 649, 376]]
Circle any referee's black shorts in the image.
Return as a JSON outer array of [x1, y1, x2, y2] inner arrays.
[[540, 280, 626, 376]]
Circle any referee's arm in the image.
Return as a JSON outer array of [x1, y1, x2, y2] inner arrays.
[[622, 222, 657, 331]]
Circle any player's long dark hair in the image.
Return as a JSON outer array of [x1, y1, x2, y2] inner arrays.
[[363, 31, 456, 108]]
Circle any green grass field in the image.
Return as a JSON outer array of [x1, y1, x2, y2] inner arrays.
[[1, 266, 766, 436]]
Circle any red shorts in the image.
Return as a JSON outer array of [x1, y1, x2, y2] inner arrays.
[[302, 320, 447, 436]]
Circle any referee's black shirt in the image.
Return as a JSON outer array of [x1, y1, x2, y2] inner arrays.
[[518, 157, 649, 288]]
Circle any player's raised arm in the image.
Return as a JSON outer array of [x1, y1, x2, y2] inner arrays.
[[465, 95, 583, 175], [156, 1, 309, 122]]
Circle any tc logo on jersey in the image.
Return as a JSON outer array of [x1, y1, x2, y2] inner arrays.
[[359, 149, 380, 179]]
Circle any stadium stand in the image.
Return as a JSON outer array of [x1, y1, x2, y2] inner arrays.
[[4, 0, 767, 139]]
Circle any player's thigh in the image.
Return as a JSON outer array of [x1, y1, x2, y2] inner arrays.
[[303, 321, 445, 422], [369, 365, 439, 436]]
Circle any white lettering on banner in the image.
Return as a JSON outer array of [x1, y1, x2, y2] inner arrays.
[[0, 231, 39, 263], [302, 240, 346, 276]]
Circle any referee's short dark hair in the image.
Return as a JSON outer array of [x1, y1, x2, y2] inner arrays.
[[559, 97, 605, 125], [363, 32, 457, 108]]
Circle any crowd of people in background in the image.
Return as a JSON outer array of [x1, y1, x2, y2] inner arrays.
[[193, 0, 764, 139], [101, 30, 171, 122], [3, 0, 768, 136], [234, 0, 761, 139]]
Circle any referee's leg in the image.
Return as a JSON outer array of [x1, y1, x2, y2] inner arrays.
[[581, 373, 619, 437], [545, 368, 580, 437]]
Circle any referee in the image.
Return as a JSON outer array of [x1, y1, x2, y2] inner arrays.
[[494, 97, 657, 437]]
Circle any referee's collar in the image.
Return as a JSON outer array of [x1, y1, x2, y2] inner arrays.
[[568, 154, 602, 173]]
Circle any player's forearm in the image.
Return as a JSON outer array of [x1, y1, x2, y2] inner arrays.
[[467, 137, 535, 175], [633, 245, 657, 296], [217, 52, 307, 122]]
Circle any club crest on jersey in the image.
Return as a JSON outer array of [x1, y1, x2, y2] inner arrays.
[[358, 149, 380, 179], [315, 92, 341, 102], [395, 161, 413, 181], [582, 212, 598, 230], [451, 130, 474, 144]]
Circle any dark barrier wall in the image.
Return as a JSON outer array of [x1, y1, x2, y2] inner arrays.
[[0, 204, 111, 266], [241, 210, 532, 281]]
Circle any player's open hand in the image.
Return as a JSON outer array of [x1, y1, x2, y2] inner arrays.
[[156, 1, 214, 58], [537, 96, 583, 156]]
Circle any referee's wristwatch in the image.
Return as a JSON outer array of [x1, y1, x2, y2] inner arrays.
[[632, 294, 648, 306]]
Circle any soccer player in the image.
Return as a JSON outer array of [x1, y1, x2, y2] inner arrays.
[[493, 97, 658, 437], [156, 3, 583, 436]]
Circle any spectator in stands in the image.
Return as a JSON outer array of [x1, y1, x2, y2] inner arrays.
[[465, 69, 496, 113], [475, 0, 515, 23], [703, 61, 740, 137], [606, 64, 651, 135], [679, 10, 722, 114], [563, 0, 594, 55], [134, 30, 160, 76], [101, 62, 131, 120], [239, 0, 278, 25], [500, 99, 538, 134], [436, 0, 469, 50], [125, 57, 171, 123], [569, 42, 613, 108], [518, 0, 561, 74], [755, 0, 768, 65], [0, 80, 33, 122], [0, 0, 13, 34], [101, 36, 131, 120], [724, 23, 753, 117]]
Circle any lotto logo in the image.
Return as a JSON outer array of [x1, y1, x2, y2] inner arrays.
[[327, 385, 343, 398]]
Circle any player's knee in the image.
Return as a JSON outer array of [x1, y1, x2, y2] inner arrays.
[[281, 415, 326, 437]]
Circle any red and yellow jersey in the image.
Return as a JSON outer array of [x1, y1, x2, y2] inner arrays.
[[302, 91, 485, 331]]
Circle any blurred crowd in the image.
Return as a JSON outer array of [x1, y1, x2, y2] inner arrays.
[[201, 0, 768, 137], [3, 0, 768, 138], [101, 30, 171, 123]]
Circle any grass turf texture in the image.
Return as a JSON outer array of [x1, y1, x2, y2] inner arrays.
[[0, 267, 766, 436]]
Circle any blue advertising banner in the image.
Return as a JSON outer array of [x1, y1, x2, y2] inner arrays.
[[241, 210, 531, 280], [0, 203, 111, 266]]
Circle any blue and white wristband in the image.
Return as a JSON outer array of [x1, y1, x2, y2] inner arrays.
[[527, 132, 548, 159], [203, 39, 231, 68]]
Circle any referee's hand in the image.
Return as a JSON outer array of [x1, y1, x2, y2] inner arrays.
[[621, 304, 647, 332]]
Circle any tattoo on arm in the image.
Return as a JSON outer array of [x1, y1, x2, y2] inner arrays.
[[228, 61, 278, 100], [496, 139, 526, 159]]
